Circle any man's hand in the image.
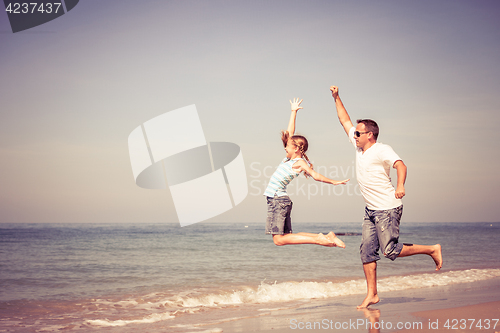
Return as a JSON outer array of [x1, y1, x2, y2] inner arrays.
[[395, 185, 405, 199], [330, 86, 339, 98]]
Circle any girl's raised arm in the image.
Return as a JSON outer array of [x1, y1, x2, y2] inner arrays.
[[287, 98, 303, 136]]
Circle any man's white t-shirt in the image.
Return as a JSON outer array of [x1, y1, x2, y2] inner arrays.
[[349, 127, 402, 210]]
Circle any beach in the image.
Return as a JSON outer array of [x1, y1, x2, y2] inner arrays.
[[1, 222, 499, 332], [187, 276, 500, 333], [2, 274, 498, 332], [2, 1, 500, 331]]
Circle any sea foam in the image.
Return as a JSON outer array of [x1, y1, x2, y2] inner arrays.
[[170, 268, 500, 308], [87, 268, 500, 328]]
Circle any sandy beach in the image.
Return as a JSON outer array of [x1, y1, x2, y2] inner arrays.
[[403, 301, 500, 333], [202, 276, 500, 333], [2, 224, 499, 332]]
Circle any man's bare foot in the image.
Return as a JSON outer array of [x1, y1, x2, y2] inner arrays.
[[431, 244, 443, 270], [327, 232, 345, 248], [357, 294, 379, 309]]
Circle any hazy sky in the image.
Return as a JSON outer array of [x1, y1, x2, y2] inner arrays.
[[1, 0, 499, 224]]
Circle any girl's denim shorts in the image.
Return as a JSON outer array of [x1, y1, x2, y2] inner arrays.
[[265, 195, 293, 235]]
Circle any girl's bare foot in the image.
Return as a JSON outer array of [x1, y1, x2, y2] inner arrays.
[[327, 232, 345, 248], [431, 244, 443, 270], [317, 233, 333, 246], [357, 294, 379, 309]]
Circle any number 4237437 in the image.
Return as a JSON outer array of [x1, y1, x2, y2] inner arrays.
[[5, 2, 62, 14], [443, 319, 498, 330]]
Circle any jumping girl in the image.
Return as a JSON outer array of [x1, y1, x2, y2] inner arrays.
[[265, 98, 349, 247]]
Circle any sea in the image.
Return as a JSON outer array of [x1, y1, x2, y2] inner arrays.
[[0, 222, 499, 332]]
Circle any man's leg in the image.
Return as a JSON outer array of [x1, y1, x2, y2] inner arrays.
[[358, 261, 379, 309], [398, 243, 443, 270], [377, 205, 443, 270], [359, 208, 381, 308]]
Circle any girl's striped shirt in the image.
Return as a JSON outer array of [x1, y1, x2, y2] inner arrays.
[[263, 157, 304, 197]]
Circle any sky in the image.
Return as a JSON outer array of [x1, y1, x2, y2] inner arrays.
[[0, 0, 499, 224]]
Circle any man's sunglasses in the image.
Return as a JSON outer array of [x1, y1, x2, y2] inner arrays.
[[354, 131, 370, 138]]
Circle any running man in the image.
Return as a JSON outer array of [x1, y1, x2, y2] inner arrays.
[[330, 85, 443, 309]]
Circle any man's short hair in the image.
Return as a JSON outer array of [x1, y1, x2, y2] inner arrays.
[[356, 119, 379, 140]]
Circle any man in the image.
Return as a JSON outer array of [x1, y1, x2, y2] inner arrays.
[[330, 85, 443, 309]]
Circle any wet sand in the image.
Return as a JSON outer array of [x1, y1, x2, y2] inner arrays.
[[401, 300, 500, 333], [200, 276, 500, 333]]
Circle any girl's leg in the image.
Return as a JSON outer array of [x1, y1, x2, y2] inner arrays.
[[298, 232, 345, 248], [267, 196, 345, 248], [272, 232, 345, 248]]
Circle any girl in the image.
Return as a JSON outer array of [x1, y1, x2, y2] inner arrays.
[[265, 98, 349, 247]]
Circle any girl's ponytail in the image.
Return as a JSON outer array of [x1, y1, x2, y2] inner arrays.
[[281, 130, 290, 148]]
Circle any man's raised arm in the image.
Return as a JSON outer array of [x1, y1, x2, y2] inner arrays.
[[330, 86, 353, 135]]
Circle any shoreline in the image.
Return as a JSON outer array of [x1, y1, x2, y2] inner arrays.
[[204, 277, 500, 333], [1, 272, 499, 332]]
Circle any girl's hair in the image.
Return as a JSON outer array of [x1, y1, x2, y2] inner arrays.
[[281, 131, 314, 176]]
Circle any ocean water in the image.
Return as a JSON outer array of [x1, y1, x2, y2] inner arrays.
[[0, 222, 499, 332]]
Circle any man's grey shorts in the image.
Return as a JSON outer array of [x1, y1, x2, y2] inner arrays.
[[265, 195, 293, 235], [360, 205, 404, 263]]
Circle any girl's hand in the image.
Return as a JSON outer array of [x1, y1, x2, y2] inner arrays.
[[290, 98, 303, 112], [333, 179, 350, 185]]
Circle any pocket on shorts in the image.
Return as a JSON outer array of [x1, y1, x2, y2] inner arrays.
[[388, 207, 402, 232], [392, 205, 403, 221], [277, 198, 292, 216], [378, 207, 402, 237], [266, 197, 276, 219], [376, 211, 391, 232]]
